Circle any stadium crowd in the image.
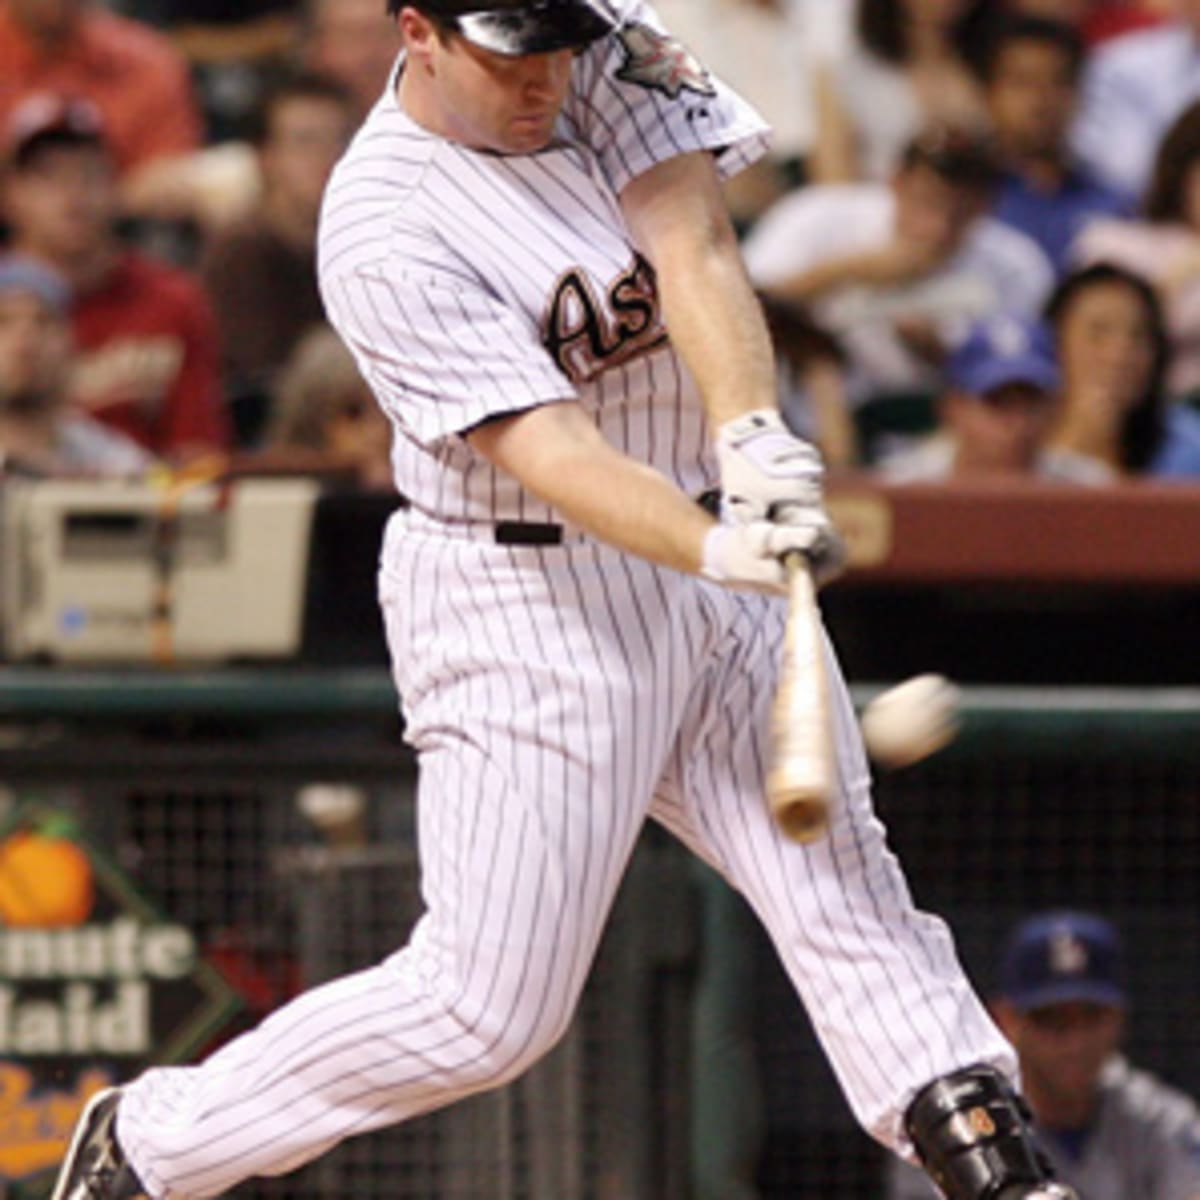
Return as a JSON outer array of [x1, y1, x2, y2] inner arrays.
[[3, 0, 1200, 484]]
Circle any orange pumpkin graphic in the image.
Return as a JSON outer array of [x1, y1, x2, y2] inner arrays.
[[0, 828, 95, 927]]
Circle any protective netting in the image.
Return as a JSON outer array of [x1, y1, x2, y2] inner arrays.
[[756, 691, 1200, 1198], [5, 687, 1198, 1199]]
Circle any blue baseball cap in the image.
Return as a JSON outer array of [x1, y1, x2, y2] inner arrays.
[[0, 254, 70, 314], [998, 911, 1126, 1012], [947, 315, 1060, 398]]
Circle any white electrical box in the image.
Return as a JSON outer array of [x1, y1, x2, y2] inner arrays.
[[1, 477, 320, 663]]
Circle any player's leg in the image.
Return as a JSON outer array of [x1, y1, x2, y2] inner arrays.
[[72, 735, 632, 1199], [58, 541, 697, 1200], [650, 584, 1074, 1199]]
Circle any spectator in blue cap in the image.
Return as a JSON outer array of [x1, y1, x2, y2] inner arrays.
[[999, 909, 1127, 1011], [888, 910, 1200, 1200], [878, 312, 1105, 481]]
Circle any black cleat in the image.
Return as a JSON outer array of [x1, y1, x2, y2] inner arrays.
[[50, 1088, 146, 1200]]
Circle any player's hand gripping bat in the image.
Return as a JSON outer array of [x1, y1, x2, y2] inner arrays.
[[766, 552, 834, 842]]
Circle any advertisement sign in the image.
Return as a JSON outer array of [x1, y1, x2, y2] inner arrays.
[[0, 808, 241, 1193]]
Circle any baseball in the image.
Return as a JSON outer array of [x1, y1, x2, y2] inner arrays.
[[860, 674, 961, 768], [297, 783, 368, 848]]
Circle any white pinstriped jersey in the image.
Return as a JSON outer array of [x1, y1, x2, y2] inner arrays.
[[317, 0, 769, 529], [113, 10, 1020, 1192]]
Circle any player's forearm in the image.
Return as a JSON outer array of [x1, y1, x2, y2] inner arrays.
[[619, 152, 778, 428], [547, 451, 713, 572], [654, 234, 779, 428], [467, 401, 712, 573]]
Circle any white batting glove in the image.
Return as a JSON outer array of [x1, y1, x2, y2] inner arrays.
[[701, 520, 843, 594], [715, 408, 825, 524], [713, 409, 845, 585]]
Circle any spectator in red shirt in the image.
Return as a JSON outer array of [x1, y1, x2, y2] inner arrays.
[[0, 95, 230, 462], [0, 0, 202, 214]]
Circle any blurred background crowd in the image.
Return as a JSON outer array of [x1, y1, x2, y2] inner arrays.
[[4, 0, 1200, 491], [0, 0, 394, 482]]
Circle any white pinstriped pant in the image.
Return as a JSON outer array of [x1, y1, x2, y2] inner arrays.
[[118, 525, 1015, 1198]]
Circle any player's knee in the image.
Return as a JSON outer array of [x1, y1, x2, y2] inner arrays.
[[904, 1064, 1078, 1200], [450, 1004, 574, 1094]]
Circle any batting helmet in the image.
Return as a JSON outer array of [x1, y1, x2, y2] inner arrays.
[[387, 0, 618, 55]]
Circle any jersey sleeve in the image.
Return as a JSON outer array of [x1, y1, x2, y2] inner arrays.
[[323, 262, 576, 447], [565, 0, 771, 195], [1159, 1141, 1200, 1200], [1148, 1104, 1200, 1200]]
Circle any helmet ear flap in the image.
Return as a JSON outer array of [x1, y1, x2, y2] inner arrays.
[[905, 1064, 1077, 1200]]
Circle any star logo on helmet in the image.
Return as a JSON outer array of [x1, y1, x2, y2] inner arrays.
[[615, 23, 716, 99]]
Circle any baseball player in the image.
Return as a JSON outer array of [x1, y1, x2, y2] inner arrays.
[[889, 911, 1200, 1200], [50, 2, 1076, 1198]]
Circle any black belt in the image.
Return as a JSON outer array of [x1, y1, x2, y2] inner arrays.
[[491, 491, 720, 546], [493, 521, 564, 546], [399, 490, 721, 547], [394, 496, 564, 546]]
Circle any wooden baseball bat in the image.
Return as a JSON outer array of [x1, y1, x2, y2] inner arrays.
[[766, 552, 834, 843]]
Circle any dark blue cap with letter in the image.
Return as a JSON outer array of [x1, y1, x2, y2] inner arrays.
[[998, 910, 1126, 1012], [948, 315, 1060, 398]]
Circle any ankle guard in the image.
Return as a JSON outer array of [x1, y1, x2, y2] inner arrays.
[[904, 1064, 1065, 1200]]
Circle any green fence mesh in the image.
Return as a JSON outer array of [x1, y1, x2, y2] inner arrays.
[[2, 677, 1197, 1199]]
